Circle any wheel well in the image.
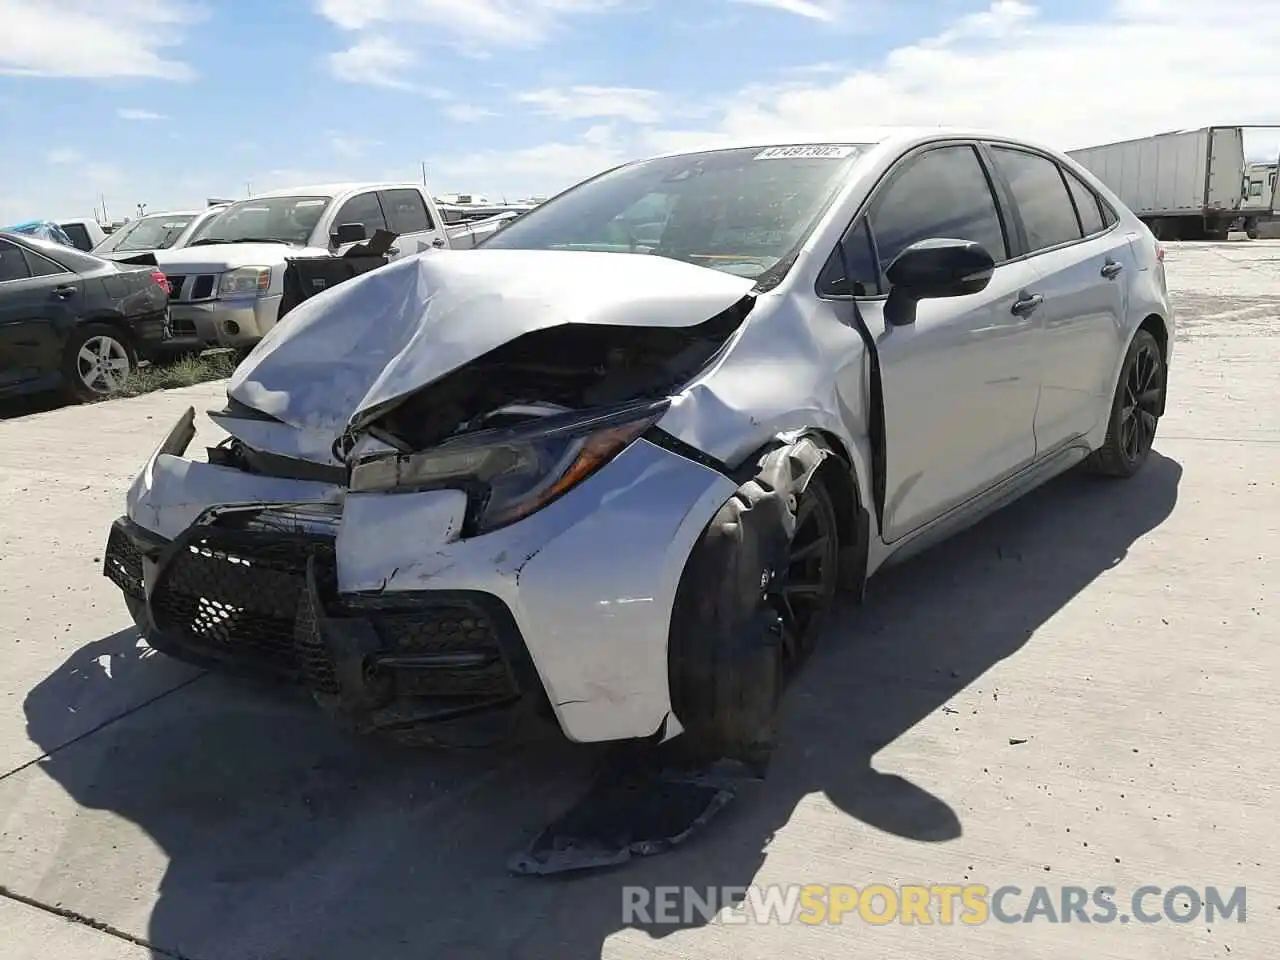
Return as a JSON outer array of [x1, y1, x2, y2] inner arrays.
[[1138, 314, 1169, 417], [1139, 314, 1167, 362], [805, 430, 870, 599], [81, 314, 136, 348]]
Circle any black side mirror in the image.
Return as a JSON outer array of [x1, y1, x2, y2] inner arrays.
[[332, 222, 367, 246], [884, 238, 995, 327]]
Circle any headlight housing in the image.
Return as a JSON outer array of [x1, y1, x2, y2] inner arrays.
[[348, 399, 669, 535], [218, 266, 272, 298]]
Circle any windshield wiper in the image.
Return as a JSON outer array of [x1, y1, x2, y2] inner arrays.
[[189, 236, 292, 247]]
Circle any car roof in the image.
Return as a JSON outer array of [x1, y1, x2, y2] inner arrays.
[[246, 182, 422, 200], [634, 125, 1061, 163]]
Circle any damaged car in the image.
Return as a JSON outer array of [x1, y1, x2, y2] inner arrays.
[[103, 129, 1173, 776]]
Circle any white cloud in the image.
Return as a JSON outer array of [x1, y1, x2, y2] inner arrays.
[[517, 86, 663, 123], [117, 107, 168, 121], [0, 0, 200, 80], [316, 0, 624, 57], [444, 103, 499, 122], [327, 35, 420, 90], [731, 0, 844, 21], [47, 148, 81, 164], [424, 138, 626, 196], [425, 0, 1280, 198]]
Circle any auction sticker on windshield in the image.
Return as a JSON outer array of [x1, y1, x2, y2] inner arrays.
[[754, 145, 859, 160]]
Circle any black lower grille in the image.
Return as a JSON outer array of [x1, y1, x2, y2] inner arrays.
[[372, 607, 513, 698], [149, 525, 333, 676], [104, 524, 146, 601], [106, 517, 537, 724], [169, 317, 198, 337]]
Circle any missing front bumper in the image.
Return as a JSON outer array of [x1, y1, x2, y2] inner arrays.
[[103, 515, 553, 741]]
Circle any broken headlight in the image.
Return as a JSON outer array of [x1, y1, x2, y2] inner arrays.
[[348, 399, 669, 534]]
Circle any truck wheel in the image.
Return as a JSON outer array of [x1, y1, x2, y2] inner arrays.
[[667, 439, 840, 768], [1086, 329, 1165, 479], [61, 323, 137, 402]]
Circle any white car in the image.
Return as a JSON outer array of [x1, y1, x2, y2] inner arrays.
[[104, 128, 1172, 770], [90, 206, 228, 262]]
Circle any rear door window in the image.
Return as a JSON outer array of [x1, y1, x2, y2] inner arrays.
[[380, 189, 434, 233], [868, 144, 1010, 282], [989, 146, 1083, 252]]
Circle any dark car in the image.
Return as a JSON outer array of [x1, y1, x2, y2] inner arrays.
[[0, 231, 172, 402]]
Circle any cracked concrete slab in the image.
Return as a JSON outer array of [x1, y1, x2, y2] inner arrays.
[[0, 893, 153, 959], [0, 243, 1275, 959]]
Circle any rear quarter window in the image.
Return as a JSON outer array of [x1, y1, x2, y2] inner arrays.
[[988, 146, 1083, 252]]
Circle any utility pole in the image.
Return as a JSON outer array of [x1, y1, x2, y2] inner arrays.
[[99, 194, 108, 223], [245, 182, 253, 198], [421, 161, 428, 187]]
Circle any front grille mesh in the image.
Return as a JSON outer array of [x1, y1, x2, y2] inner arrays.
[[103, 524, 145, 601], [149, 526, 331, 675]]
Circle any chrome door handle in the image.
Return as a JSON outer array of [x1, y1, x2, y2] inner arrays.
[[1101, 260, 1124, 279], [1011, 293, 1044, 317], [431, 237, 446, 249]]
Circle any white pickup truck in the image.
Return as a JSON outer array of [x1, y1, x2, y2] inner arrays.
[[152, 181, 510, 350]]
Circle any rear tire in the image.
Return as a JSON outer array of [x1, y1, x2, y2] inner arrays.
[[1086, 328, 1165, 478], [61, 323, 137, 402]]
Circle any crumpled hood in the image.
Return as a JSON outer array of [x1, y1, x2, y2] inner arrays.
[[153, 242, 328, 273], [227, 249, 756, 437]]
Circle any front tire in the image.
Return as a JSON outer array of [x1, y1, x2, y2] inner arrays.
[[1086, 328, 1165, 478], [667, 441, 840, 766], [62, 323, 137, 402]]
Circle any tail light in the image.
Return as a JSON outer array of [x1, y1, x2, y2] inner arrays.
[[150, 270, 172, 294], [1155, 245, 1165, 263]]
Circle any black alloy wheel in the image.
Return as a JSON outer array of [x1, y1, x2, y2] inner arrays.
[[770, 480, 840, 676]]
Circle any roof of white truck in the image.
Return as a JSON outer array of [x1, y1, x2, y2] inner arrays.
[[249, 181, 424, 199]]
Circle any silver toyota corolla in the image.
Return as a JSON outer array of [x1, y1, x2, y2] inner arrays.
[[103, 127, 1172, 763]]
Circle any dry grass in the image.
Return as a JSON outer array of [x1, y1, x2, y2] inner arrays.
[[115, 350, 240, 398]]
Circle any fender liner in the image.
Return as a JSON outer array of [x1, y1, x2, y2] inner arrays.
[[666, 435, 848, 768]]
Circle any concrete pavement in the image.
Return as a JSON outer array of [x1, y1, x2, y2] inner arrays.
[[0, 243, 1275, 959]]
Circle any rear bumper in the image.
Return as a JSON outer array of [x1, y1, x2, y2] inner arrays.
[[104, 515, 552, 736], [127, 311, 170, 361]]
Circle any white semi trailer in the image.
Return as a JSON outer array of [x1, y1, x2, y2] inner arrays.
[[1067, 125, 1279, 240]]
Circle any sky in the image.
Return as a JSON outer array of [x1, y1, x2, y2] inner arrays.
[[1, 0, 1278, 223]]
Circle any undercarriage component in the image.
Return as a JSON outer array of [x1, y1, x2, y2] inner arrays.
[[508, 750, 755, 876], [666, 435, 841, 771]]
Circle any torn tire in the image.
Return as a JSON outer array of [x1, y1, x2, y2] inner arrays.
[[666, 437, 840, 769]]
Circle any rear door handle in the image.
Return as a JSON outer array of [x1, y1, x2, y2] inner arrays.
[[1011, 293, 1044, 317], [52, 284, 76, 299], [1101, 259, 1124, 279]]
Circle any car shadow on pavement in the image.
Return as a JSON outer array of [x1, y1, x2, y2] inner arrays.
[[22, 452, 1181, 959]]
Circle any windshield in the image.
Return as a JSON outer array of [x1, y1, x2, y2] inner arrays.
[[93, 213, 197, 253], [481, 144, 871, 282], [187, 195, 332, 245]]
